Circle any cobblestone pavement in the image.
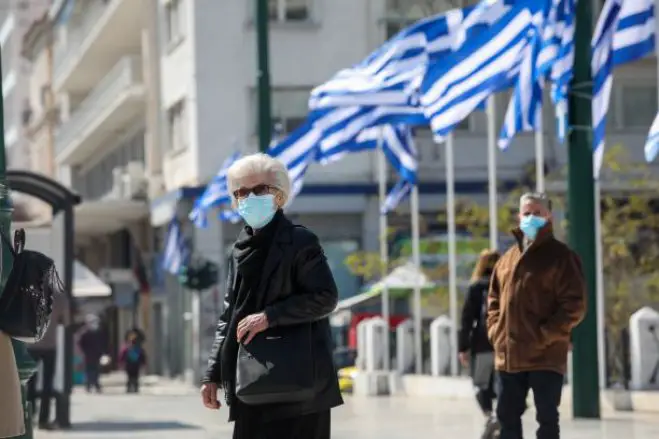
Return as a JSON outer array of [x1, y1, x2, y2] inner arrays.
[[34, 386, 659, 439]]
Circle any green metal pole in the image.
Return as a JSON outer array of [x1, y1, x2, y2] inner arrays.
[[567, 0, 600, 419], [256, 0, 272, 152], [0, 48, 37, 437]]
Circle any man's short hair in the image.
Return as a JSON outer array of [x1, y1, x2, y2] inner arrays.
[[519, 192, 552, 211]]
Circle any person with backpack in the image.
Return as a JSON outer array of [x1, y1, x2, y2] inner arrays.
[[458, 249, 501, 439], [119, 332, 146, 393]]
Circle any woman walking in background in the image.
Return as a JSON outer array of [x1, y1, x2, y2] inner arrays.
[[458, 249, 501, 439]]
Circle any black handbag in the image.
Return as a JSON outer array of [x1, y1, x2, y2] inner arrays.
[[0, 229, 64, 343], [235, 323, 315, 405]]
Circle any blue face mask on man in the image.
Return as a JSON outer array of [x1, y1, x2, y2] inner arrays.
[[238, 194, 277, 229], [519, 215, 548, 240]]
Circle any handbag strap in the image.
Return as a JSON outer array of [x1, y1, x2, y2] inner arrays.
[[0, 228, 24, 257]]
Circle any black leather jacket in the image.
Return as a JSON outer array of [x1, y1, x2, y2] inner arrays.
[[204, 214, 343, 420], [458, 278, 494, 355]]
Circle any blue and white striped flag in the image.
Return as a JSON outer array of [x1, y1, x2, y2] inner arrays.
[[498, 29, 543, 150], [380, 126, 417, 213], [592, 0, 654, 174], [645, 112, 659, 162], [189, 151, 241, 228], [267, 120, 321, 202], [421, 0, 545, 142], [612, 0, 654, 66], [162, 219, 188, 275], [592, 0, 623, 178]]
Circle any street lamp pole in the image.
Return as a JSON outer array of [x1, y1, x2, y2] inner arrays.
[[0, 48, 38, 438], [567, 0, 600, 419], [256, 0, 273, 152]]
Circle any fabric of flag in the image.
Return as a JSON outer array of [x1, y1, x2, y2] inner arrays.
[[378, 126, 417, 213], [267, 120, 321, 202], [421, 0, 545, 142], [162, 219, 188, 275], [189, 151, 241, 228], [498, 28, 543, 151], [612, 0, 654, 66], [592, 0, 623, 178], [645, 112, 659, 162]]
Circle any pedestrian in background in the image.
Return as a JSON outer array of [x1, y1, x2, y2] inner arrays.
[[200, 153, 342, 439], [78, 314, 106, 393], [27, 292, 70, 430], [458, 249, 501, 439], [119, 332, 146, 393], [487, 192, 586, 439]]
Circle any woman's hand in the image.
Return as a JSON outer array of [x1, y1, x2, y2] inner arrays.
[[201, 383, 220, 410], [237, 312, 269, 344], [458, 351, 470, 367]]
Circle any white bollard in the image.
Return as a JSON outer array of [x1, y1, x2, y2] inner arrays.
[[396, 319, 415, 374], [365, 317, 387, 372], [430, 315, 453, 377], [629, 307, 659, 390], [356, 318, 371, 371]]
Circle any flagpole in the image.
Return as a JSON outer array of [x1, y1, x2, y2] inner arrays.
[[410, 185, 423, 374], [594, 179, 606, 389], [377, 130, 391, 372], [535, 115, 545, 192], [446, 132, 459, 376], [486, 97, 498, 250]]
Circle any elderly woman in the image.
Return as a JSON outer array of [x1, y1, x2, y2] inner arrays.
[[200, 153, 343, 439]]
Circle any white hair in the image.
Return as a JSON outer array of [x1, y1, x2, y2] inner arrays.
[[520, 192, 552, 211], [227, 153, 291, 204]]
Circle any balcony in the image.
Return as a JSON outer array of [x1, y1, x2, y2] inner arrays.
[[56, 56, 145, 165], [54, 0, 143, 93]]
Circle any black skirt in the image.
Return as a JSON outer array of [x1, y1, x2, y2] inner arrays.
[[232, 410, 331, 439]]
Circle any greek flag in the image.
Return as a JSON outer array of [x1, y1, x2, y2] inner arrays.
[[592, 0, 623, 178], [421, 0, 545, 142], [592, 0, 654, 174], [267, 120, 321, 202], [645, 112, 659, 162], [498, 29, 543, 150], [309, 1, 512, 111], [162, 219, 187, 275], [189, 151, 241, 228]]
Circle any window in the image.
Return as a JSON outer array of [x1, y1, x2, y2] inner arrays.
[[268, 0, 311, 22], [252, 88, 309, 135], [165, 0, 185, 46], [620, 85, 657, 129], [167, 100, 188, 152]]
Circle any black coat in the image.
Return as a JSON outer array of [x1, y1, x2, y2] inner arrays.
[[458, 279, 494, 354], [204, 214, 343, 421]]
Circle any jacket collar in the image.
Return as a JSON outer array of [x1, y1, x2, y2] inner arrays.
[[511, 222, 554, 251]]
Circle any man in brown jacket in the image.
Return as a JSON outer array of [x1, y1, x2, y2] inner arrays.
[[487, 192, 586, 439]]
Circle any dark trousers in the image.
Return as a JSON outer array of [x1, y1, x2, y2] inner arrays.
[[233, 410, 331, 439], [126, 368, 140, 393], [27, 349, 57, 426], [497, 371, 564, 439], [475, 373, 497, 414], [85, 360, 101, 392]]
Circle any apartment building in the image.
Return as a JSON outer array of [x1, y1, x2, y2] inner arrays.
[[45, 0, 162, 366]]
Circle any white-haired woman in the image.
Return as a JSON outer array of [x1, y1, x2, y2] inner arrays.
[[200, 154, 343, 439]]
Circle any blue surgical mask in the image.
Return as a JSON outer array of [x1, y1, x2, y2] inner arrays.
[[238, 194, 277, 229], [520, 215, 547, 240]]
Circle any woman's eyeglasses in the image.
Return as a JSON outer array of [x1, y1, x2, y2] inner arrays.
[[233, 184, 271, 199]]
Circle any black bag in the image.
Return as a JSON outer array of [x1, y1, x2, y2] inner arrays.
[[0, 229, 64, 343], [235, 323, 315, 405]]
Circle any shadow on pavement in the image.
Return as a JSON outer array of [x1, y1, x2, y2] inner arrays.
[[68, 421, 201, 432]]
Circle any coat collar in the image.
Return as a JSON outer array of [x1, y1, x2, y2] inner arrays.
[[256, 212, 294, 292], [511, 222, 554, 251]]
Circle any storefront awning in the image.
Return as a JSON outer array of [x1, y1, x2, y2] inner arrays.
[[74, 260, 112, 298]]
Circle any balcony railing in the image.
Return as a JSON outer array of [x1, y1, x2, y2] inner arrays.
[[56, 56, 143, 156], [54, 0, 110, 81]]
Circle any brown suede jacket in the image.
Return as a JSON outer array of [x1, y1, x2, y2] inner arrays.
[[486, 225, 586, 374]]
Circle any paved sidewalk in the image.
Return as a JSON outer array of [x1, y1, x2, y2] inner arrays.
[[34, 380, 659, 438]]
